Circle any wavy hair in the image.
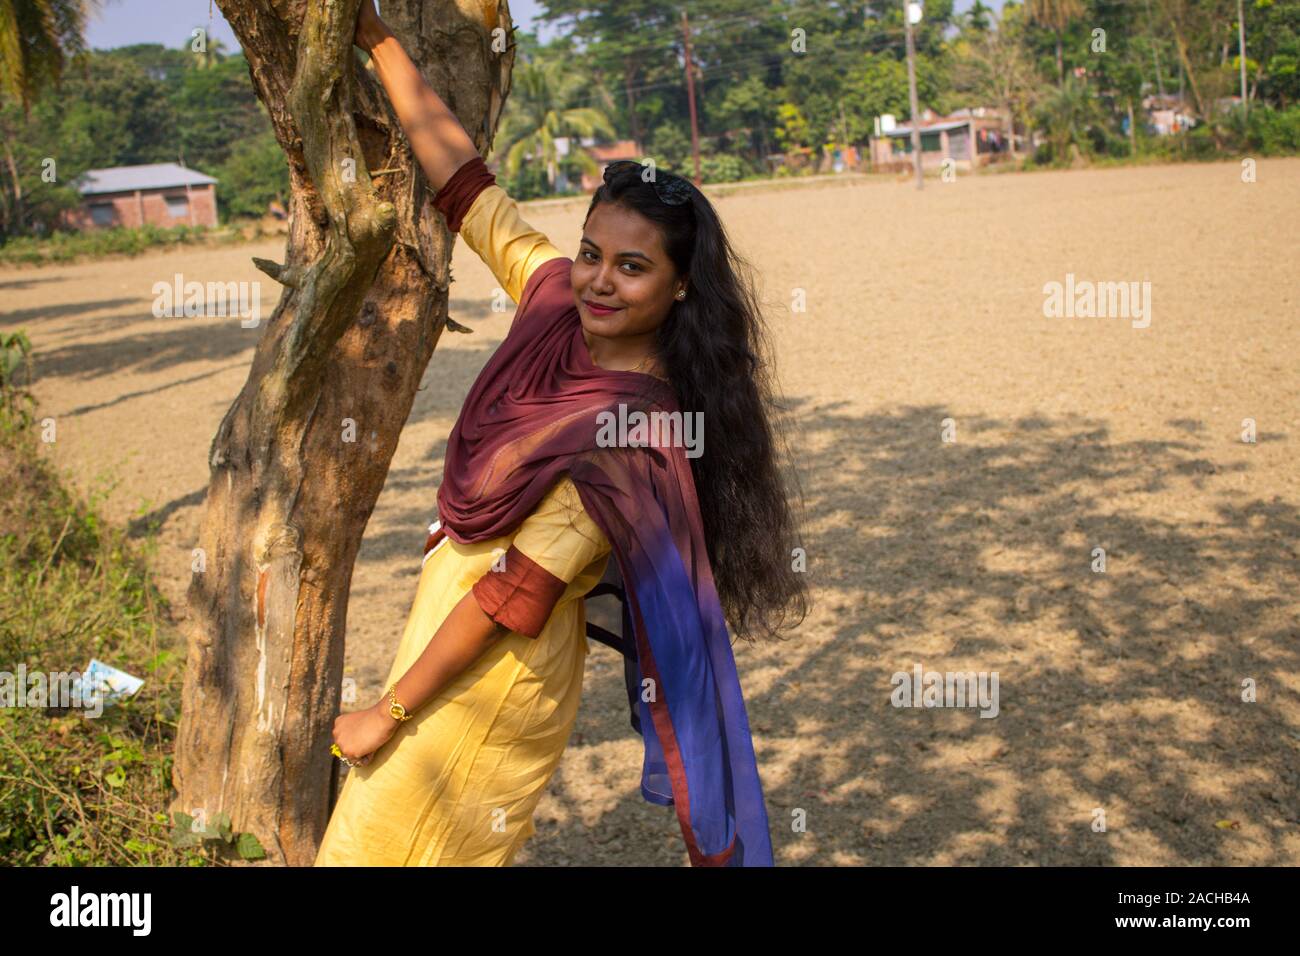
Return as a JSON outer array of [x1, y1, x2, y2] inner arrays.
[[584, 164, 810, 644]]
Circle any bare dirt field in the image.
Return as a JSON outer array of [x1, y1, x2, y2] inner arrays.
[[4, 158, 1298, 865]]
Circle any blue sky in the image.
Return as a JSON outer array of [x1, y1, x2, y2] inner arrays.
[[87, 0, 547, 51], [87, 1, 999, 53]]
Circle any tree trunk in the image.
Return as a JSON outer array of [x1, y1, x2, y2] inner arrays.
[[1144, 0, 1167, 99], [1169, 20, 1206, 119], [0, 142, 12, 235], [1166, 20, 1206, 120], [3, 139, 24, 234], [1127, 97, 1137, 155], [1001, 89, 1017, 159], [170, 0, 515, 866], [1055, 34, 1064, 86], [623, 55, 642, 154]]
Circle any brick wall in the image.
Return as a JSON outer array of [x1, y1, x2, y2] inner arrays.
[[62, 184, 218, 231]]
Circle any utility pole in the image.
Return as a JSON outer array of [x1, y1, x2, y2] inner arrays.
[[681, 9, 702, 187], [903, 0, 923, 189], [1237, 0, 1248, 114]]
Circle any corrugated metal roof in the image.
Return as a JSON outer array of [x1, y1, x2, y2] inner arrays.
[[74, 163, 217, 195], [884, 120, 970, 136]]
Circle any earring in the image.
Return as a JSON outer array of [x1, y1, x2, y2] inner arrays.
[[675, 289, 686, 300]]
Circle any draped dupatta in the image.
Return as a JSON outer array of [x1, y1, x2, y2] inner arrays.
[[426, 256, 773, 866]]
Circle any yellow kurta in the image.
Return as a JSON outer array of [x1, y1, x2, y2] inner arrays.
[[315, 180, 609, 866]]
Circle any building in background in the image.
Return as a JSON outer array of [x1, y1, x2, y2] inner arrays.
[[1143, 95, 1198, 135], [578, 139, 641, 192], [62, 163, 218, 231], [869, 108, 1014, 173]]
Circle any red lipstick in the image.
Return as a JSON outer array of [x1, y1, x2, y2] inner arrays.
[[583, 300, 622, 315]]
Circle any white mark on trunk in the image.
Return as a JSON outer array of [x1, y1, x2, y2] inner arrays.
[[255, 563, 272, 734]]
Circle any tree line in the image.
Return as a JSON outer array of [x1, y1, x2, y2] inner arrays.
[[2, 0, 1297, 238], [503, 0, 1300, 194]]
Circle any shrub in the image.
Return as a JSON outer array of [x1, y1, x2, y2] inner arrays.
[[700, 153, 748, 183], [0, 223, 240, 267], [0, 352, 247, 865]]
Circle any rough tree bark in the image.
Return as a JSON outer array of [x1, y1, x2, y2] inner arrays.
[[171, 0, 516, 866]]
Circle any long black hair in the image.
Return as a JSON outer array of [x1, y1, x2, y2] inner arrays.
[[585, 164, 810, 644]]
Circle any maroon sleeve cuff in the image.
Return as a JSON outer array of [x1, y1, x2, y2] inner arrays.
[[471, 545, 567, 639], [432, 155, 496, 233]]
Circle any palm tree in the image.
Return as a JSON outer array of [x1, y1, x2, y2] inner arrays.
[[0, 0, 101, 114], [1035, 74, 1104, 164], [966, 0, 994, 32], [1026, 0, 1085, 86], [186, 28, 230, 70], [496, 56, 617, 194], [0, 0, 99, 238]]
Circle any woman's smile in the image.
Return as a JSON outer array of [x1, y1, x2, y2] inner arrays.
[[582, 299, 623, 316]]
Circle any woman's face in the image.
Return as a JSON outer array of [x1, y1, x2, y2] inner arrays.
[[571, 201, 686, 347]]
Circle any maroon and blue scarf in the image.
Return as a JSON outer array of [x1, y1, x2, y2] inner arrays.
[[424, 255, 774, 866]]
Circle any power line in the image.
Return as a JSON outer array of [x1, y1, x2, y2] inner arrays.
[[545, 39, 909, 114], [534, 6, 797, 52], [522, 2, 922, 66]]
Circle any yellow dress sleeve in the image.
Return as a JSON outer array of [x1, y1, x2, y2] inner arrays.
[[457, 185, 566, 304], [510, 474, 610, 584], [470, 474, 611, 639]]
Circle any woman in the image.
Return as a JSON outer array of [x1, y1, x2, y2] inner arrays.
[[316, 1, 808, 867]]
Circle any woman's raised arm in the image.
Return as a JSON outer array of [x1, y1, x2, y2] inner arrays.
[[354, 1, 479, 191], [355, 2, 565, 302]]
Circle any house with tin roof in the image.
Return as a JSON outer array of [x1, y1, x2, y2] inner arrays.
[[62, 162, 218, 231], [577, 139, 642, 192], [868, 108, 1015, 172]]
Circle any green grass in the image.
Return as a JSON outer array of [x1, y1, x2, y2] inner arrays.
[[0, 351, 217, 865], [0, 221, 265, 268]]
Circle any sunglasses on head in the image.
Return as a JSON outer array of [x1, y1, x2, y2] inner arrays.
[[602, 160, 694, 206]]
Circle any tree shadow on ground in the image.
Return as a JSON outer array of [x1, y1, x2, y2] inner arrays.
[[0, 274, 70, 292], [29, 310, 263, 383], [24, 295, 500, 385], [521, 400, 1298, 866]]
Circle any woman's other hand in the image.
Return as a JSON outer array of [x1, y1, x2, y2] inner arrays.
[[331, 701, 401, 766], [354, 0, 389, 52]]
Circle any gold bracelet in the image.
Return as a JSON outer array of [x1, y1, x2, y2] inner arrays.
[[386, 684, 414, 722]]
